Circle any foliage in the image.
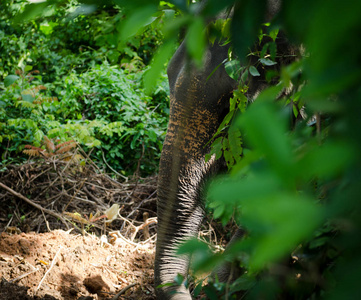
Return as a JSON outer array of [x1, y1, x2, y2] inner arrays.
[[0, 63, 168, 174], [0, 67, 102, 165], [0, 0, 170, 175], [59, 63, 169, 174], [177, 1, 360, 299]]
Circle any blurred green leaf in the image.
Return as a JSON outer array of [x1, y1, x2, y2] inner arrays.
[[304, 0, 361, 98], [186, 17, 206, 66], [225, 59, 241, 81], [231, 0, 267, 61], [177, 238, 209, 255], [13, 2, 49, 23], [119, 5, 158, 40], [22, 94, 35, 103], [237, 101, 294, 183], [298, 141, 355, 180], [144, 38, 176, 93], [243, 192, 321, 270], [4, 75, 20, 87], [249, 66, 260, 77], [259, 58, 277, 66]]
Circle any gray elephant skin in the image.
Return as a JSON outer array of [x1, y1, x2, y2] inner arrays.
[[154, 2, 293, 299]]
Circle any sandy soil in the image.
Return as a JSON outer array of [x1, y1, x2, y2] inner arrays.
[[0, 229, 155, 300], [0, 160, 158, 299]]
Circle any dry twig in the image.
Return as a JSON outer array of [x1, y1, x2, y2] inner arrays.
[[36, 246, 63, 292], [0, 181, 69, 229], [111, 282, 138, 300]]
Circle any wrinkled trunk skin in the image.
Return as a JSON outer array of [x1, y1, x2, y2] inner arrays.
[[155, 41, 236, 299]]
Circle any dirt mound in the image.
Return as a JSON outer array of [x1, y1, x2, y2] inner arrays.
[[0, 230, 154, 299]]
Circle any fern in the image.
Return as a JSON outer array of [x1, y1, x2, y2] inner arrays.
[[56, 142, 77, 154], [55, 140, 76, 150], [43, 135, 55, 152], [23, 145, 46, 157], [23, 149, 44, 157], [23, 136, 77, 159]]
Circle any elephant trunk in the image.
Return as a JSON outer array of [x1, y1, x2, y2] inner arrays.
[[155, 40, 236, 299], [155, 125, 218, 299]]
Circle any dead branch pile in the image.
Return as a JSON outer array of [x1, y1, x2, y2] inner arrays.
[[0, 152, 157, 243]]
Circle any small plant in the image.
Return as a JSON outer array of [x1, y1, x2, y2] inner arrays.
[[23, 136, 77, 159], [4, 68, 58, 105]]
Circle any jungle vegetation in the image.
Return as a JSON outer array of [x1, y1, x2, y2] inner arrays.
[[1, 0, 361, 299]]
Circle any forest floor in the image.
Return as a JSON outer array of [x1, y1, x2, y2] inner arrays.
[[0, 155, 160, 300], [0, 154, 227, 300]]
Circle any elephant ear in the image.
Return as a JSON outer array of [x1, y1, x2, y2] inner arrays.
[[231, 0, 268, 61]]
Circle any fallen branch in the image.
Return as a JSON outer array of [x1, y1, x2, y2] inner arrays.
[[0, 181, 69, 229], [111, 282, 138, 300]]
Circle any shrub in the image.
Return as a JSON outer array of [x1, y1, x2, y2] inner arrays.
[[59, 62, 168, 175]]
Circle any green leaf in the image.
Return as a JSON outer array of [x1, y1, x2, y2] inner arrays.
[[119, 5, 157, 40], [34, 129, 44, 141], [230, 274, 257, 291], [245, 192, 321, 271], [213, 204, 225, 219], [237, 101, 294, 182], [4, 75, 20, 87], [144, 38, 176, 93], [299, 141, 355, 180], [177, 238, 209, 255], [249, 66, 260, 77], [231, 0, 267, 61], [147, 130, 157, 142], [13, 2, 48, 23], [173, 274, 184, 285], [241, 69, 249, 82], [269, 28, 279, 41], [225, 59, 241, 81], [209, 174, 322, 271], [210, 137, 223, 160], [186, 17, 206, 66], [259, 58, 277, 66], [193, 280, 204, 297], [223, 149, 234, 168], [24, 65, 33, 73], [228, 126, 242, 163], [22, 94, 35, 103], [236, 92, 248, 113], [215, 109, 235, 135]]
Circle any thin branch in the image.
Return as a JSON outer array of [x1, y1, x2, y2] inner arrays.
[[111, 283, 138, 300], [0, 181, 69, 229], [9, 261, 39, 283], [101, 148, 128, 181], [36, 246, 62, 292]]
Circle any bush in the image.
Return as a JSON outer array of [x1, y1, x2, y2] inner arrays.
[[0, 0, 170, 176], [59, 63, 169, 175]]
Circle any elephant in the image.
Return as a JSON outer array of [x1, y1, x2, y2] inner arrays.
[[154, 1, 294, 299]]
